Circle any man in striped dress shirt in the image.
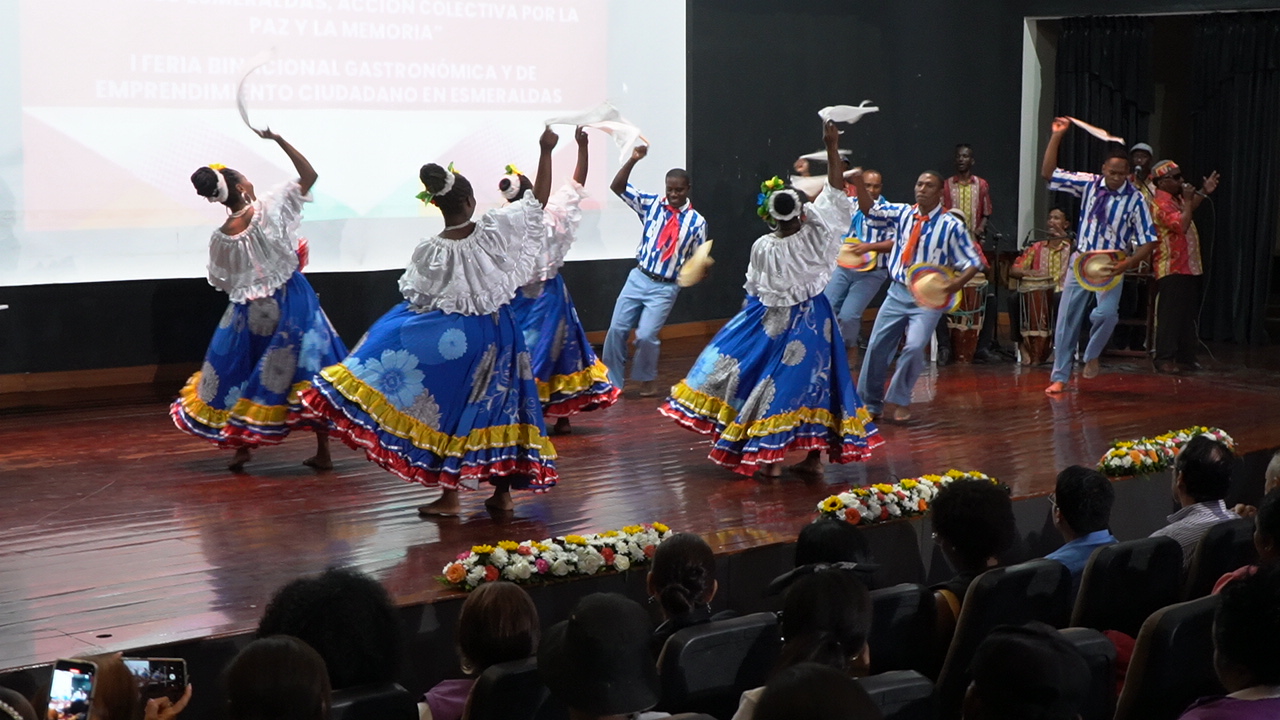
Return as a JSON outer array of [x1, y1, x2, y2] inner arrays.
[[847, 170, 986, 422], [603, 144, 708, 396], [1041, 117, 1158, 395]]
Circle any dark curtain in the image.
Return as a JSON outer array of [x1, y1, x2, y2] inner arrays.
[[1190, 12, 1280, 345], [1054, 16, 1154, 178]]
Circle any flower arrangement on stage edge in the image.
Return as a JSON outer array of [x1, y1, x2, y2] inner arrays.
[[816, 470, 1001, 526], [440, 522, 672, 591], [1098, 426, 1235, 477]]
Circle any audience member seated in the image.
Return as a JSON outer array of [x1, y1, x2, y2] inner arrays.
[[1213, 487, 1280, 594], [539, 593, 666, 720], [422, 581, 539, 720], [1045, 465, 1118, 588], [256, 568, 402, 692], [930, 478, 1018, 641], [0, 671, 41, 716], [1178, 564, 1280, 719], [962, 622, 1090, 720], [767, 519, 879, 595], [0, 687, 37, 720], [649, 533, 732, 657], [752, 663, 883, 720], [731, 568, 873, 720], [1150, 436, 1239, 567], [1231, 450, 1279, 518], [226, 635, 331, 720]]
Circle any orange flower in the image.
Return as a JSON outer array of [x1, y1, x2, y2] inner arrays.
[[918, 499, 928, 512], [444, 563, 466, 584]]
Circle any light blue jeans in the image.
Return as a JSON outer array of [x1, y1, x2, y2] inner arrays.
[[858, 281, 944, 413], [1050, 256, 1123, 383], [824, 266, 889, 348], [602, 267, 681, 388]]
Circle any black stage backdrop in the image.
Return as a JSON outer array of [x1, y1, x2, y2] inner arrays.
[[2, 0, 1276, 376]]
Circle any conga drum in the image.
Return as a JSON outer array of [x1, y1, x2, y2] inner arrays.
[[946, 273, 988, 363], [1018, 277, 1056, 365]]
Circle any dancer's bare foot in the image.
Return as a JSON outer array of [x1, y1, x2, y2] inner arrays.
[[484, 482, 514, 513], [1082, 358, 1100, 379], [638, 381, 659, 397], [303, 433, 333, 471], [1044, 381, 1067, 395], [550, 417, 572, 435], [757, 462, 782, 480], [418, 489, 461, 517], [228, 447, 252, 472], [790, 450, 825, 478], [891, 405, 912, 422]]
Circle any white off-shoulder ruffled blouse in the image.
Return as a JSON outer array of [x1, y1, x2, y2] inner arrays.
[[398, 192, 546, 315], [743, 182, 854, 308], [206, 180, 309, 304], [538, 180, 587, 281]]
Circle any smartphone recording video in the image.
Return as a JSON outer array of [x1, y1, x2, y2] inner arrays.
[[48, 659, 97, 720], [123, 657, 188, 703]]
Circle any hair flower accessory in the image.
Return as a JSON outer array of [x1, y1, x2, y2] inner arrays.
[[499, 163, 525, 201], [756, 176, 796, 221], [206, 164, 230, 204], [416, 161, 460, 204]]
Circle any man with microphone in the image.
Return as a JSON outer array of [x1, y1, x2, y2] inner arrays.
[[1149, 160, 1220, 374]]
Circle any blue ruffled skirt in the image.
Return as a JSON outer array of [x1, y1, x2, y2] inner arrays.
[[300, 302, 557, 491], [171, 271, 348, 448], [660, 294, 883, 474]]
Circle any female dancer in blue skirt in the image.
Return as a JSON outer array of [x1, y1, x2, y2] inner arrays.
[[660, 121, 883, 478], [301, 128, 560, 516], [172, 129, 348, 472], [502, 126, 620, 435]]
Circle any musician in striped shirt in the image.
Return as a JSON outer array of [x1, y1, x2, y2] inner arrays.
[[603, 144, 709, 396], [1040, 116, 1158, 395], [848, 170, 986, 422]]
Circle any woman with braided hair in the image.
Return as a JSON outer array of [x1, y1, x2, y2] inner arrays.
[[172, 128, 348, 472], [660, 121, 882, 479], [301, 127, 560, 517]]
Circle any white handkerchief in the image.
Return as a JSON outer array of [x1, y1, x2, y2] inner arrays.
[[236, 50, 276, 132], [1067, 117, 1125, 145], [789, 175, 828, 200], [544, 101, 624, 127], [818, 100, 880, 125], [546, 102, 647, 163]]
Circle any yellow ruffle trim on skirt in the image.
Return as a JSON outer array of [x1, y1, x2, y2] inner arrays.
[[177, 371, 311, 428], [667, 381, 876, 442]]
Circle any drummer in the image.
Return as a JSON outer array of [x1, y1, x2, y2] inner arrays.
[[1009, 208, 1072, 360], [849, 169, 985, 422], [824, 168, 892, 353], [1041, 116, 1157, 395]]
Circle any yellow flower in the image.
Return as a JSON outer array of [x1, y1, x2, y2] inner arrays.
[[873, 483, 895, 494], [564, 535, 588, 545], [945, 469, 963, 478], [652, 522, 670, 533], [497, 540, 520, 551], [852, 487, 871, 496], [601, 530, 620, 538], [821, 496, 844, 512], [921, 474, 943, 482], [901, 479, 918, 489], [208, 163, 226, 170], [471, 545, 495, 555], [622, 525, 644, 535], [532, 542, 551, 552]]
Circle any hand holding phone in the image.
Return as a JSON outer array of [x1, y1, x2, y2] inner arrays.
[[123, 658, 188, 704], [48, 659, 97, 720]]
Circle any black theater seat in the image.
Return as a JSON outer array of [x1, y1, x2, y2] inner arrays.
[[328, 682, 417, 720], [868, 583, 937, 676], [856, 670, 936, 720], [657, 611, 782, 719], [1114, 595, 1224, 720], [1071, 536, 1183, 636], [1184, 517, 1257, 599], [1058, 627, 1117, 720]]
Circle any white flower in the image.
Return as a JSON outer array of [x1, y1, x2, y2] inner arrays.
[[438, 328, 468, 360], [248, 297, 281, 336], [363, 349, 426, 408], [699, 354, 740, 402], [466, 567, 485, 587], [260, 346, 299, 394], [406, 390, 442, 429], [197, 362, 220, 403], [490, 547, 510, 567], [550, 559, 570, 576], [613, 555, 631, 571], [503, 560, 533, 581], [577, 549, 605, 575]]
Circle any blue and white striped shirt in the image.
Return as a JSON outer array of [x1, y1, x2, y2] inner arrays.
[[620, 183, 708, 280], [848, 195, 892, 268], [1049, 169, 1157, 253], [866, 202, 985, 284]]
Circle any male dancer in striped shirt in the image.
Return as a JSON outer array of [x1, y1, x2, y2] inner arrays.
[[604, 144, 708, 396], [1041, 116, 1157, 395], [847, 169, 986, 422]]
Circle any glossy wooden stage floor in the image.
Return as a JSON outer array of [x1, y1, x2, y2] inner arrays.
[[2, 339, 1279, 669]]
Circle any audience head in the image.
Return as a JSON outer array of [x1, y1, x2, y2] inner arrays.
[[1051, 465, 1115, 540], [226, 635, 330, 720], [0, 687, 37, 720], [419, 163, 475, 219], [1174, 436, 1235, 504], [1264, 450, 1280, 494], [1253, 487, 1280, 561], [647, 533, 717, 620], [256, 567, 402, 689], [796, 518, 875, 567], [455, 581, 540, 675], [754, 662, 883, 720], [777, 568, 873, 675], [1101, 146, 1131, 190], [932, 479, 1017, 573], [1213, 562, 1280, 692], [79, 653, 138, 720], [963, 622, 1090, 720], [665, 168, 691, 208], [0, 671, 40, 711], [538, 593, 659, 717]]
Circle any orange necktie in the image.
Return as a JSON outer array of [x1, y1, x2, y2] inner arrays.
[[901, 211, 929, 268]]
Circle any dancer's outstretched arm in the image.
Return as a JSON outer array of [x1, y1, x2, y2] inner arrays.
[[533, 126, 558, 207], [256, 128, 317, 195], [1041, 117, 1070, 182], [611, 143, 647, 197], [823, 120, 845, 192], [573, 126, 589, 186]]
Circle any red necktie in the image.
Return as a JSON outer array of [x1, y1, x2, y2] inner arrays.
[[656, 202, 689, 263], [901, 210, 929, 267]]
